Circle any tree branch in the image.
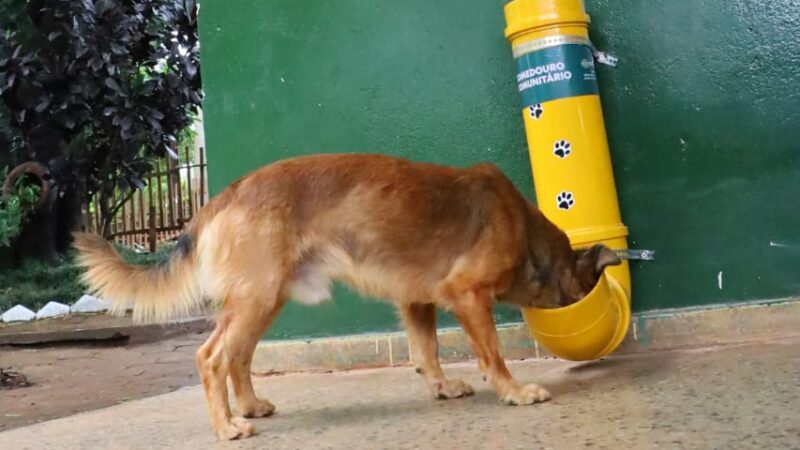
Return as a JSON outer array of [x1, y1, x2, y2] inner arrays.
[[100, 187, 136, 238]]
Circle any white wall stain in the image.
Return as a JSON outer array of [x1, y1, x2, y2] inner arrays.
[[388, 336, 394, 366]]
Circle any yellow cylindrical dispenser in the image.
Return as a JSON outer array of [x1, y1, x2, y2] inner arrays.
[[504, 0, 631, 360]]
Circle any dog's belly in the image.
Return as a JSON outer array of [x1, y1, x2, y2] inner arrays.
[[287, 261, 333, 305], [286, 244, 353, 305], [285, 248, 431, 305]]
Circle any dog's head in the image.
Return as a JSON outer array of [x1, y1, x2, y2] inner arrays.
[[570, 244, 622, 298], [520, 244, 621, 309]]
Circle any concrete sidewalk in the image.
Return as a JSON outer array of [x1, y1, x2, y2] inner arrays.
[[2, 339, 798, 449]]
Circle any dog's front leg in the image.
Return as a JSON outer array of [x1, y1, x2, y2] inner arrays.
[[451, 291, 551, 405], [400, 302, 475, 399]]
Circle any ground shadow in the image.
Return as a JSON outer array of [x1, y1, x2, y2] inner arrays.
[[544, 351, 677, 397]]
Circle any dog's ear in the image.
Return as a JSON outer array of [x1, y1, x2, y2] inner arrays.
[[575, 244, 621, 278]]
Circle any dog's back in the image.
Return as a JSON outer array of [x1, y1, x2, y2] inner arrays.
[[200, 153, 536, 307], [76, 153, 535, 320]]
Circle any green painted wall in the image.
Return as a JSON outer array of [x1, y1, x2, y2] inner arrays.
[[198, 0, 800, 339]]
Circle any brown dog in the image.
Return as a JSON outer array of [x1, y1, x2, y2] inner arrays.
[[74, 153, 620, 440]]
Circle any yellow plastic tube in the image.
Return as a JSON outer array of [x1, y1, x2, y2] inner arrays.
[[504, 0, 631, 360]]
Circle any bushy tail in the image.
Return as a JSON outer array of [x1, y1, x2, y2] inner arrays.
[[73, 233, 204, 323]]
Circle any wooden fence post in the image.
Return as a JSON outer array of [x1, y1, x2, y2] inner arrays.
[[148, 205, 157, 253]]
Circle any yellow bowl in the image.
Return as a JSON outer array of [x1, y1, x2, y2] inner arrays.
[[521, 272, 630, 361]]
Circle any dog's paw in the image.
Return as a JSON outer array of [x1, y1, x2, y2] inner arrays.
[[432, 378, 475, 400], [500, 383, 551, 406], [241, 398, 275, 418], [215, 416, 256, 440]]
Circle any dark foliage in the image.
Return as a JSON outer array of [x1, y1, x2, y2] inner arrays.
[[0, 0, 201, 259]]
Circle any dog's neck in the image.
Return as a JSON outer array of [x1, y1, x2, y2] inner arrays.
[[527, 205, 574, 269]]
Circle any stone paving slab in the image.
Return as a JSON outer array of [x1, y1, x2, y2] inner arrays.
[[0, 313, 209, 345], [2, 339, 798, 450]]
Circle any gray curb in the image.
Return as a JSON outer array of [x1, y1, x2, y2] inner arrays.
[[252, 298, 800, 373]]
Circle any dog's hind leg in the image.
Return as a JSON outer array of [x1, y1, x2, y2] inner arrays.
[[196, 285, 287, 440], [196, 313, 253, 440], [400, 302, 474, 399], [227, 294, 287, 419]]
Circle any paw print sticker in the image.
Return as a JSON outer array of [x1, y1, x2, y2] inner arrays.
[[528, 103, 543, 120], [557, 192, 575, 210], [553, 140, 571, 159]]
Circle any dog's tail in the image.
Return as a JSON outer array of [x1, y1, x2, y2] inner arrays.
[[73, 232, 203, 323]]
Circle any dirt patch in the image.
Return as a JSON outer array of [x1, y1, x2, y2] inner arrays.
[[0, 321, 213, 431], [0, 368, 32, 390]]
